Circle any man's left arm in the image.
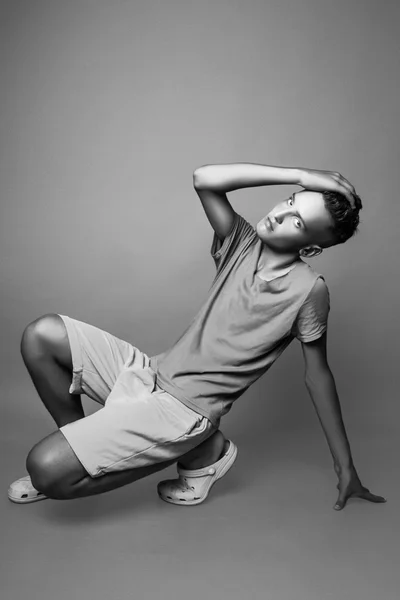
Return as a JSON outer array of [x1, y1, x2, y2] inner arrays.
[[302, 331, 387, 510]]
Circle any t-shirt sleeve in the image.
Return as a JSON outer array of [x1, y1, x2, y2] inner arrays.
[[292, 276, 331, 342], [210, 211, 256, 274]]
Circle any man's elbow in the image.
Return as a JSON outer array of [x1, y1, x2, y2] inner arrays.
[[193, 165, 212, 189]]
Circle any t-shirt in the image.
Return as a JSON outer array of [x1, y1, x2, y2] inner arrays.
[[150, 212, 330, 428], [291, 276, 330, 342]]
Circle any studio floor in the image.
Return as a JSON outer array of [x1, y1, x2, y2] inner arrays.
[[2, 415, 398, 600]]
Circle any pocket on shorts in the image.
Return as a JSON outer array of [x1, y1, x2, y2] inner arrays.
[[155, 393, 216, 453], [155, 390, 202, 438]]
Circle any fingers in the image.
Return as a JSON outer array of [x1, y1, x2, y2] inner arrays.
[[337, 182, 355, 205], [334, 490, 348, 510], [334, 489, 387, 510], [341, 177, 356, 197], [356, 490, 387, 503], [340, 188, 360, 210], [332, 172, 359, 208], [333, 171, 356, 195]]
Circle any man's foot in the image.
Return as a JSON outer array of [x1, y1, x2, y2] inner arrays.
[[157, 438, 238, 506], [178, 429, 229, 470], [8, 475, 48, 504]]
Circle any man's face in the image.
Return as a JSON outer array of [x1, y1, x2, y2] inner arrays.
[[255, 190, 335, 253]]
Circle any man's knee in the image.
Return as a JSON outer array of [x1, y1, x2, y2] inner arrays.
[[26, 431, 88, 499], [20, 313, 65, 360], [26, 440, 70, 499], [26, 443, 56, 497]]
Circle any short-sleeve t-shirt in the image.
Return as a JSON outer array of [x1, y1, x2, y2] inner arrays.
[[291, 276, 330, 342], [150, 212, 330, 427]]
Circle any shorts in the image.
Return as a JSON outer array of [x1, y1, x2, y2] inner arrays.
[[56, 314, 217, 478]]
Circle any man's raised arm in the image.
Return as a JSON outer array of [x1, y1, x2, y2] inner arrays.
[[194, 162, 358, 206], [193, 163, 301, 193]]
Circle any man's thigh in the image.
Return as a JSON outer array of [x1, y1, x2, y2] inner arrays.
[[56, 314, 151, 405]]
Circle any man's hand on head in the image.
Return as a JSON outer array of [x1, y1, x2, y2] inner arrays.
[[298, 167, 362, 210]]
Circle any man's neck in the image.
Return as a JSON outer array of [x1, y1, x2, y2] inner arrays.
[[257, 245, 302, 276]]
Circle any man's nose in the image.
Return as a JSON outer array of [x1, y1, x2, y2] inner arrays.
[[273, 208, 291, 224]]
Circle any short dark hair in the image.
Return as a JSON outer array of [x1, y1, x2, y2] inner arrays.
[[322, 190, 363, 246]]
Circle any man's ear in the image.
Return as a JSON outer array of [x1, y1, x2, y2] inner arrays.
[[299, 245, 323, 258]]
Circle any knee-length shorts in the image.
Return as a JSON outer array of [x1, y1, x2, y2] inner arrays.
[[56, 314, 216, 478]]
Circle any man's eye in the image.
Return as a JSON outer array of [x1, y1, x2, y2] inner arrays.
[[294, 219, 301, 228]]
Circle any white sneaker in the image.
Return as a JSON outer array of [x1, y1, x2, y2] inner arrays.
[[8, 475, 48, 504]]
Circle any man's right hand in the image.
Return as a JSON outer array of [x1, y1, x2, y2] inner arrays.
[[298, 168, 361, 210]]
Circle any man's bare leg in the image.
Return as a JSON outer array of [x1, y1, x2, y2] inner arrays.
[[26, 428, 229, 500], [20, 314, 85, 427], [20, 314, 228, 499], [178, 429, 229, 470]]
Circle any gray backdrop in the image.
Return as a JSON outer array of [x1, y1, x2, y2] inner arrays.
[[1, 1, 399, 599]]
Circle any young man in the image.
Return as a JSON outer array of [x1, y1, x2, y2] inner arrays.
[[8, 163, 386, 511]]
